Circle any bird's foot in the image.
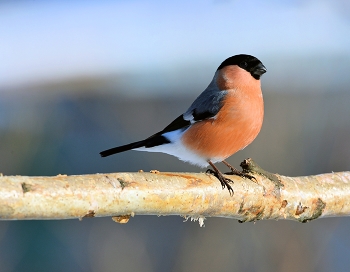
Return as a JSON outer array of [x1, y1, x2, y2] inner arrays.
[[222, 160, 256, 181], [206, 169, 234, 196], [206, 161, 234, 196]]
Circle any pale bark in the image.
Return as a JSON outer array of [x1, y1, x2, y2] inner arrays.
[[0, 163, 349, 224]]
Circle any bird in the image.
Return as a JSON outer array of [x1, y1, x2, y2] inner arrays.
[[100, 54, 266, 195]]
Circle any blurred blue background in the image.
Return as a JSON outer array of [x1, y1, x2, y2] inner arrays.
[[1, 0, 350, 271]]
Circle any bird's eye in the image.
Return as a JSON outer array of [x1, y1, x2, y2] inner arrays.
[[240, 61, 248, 68]]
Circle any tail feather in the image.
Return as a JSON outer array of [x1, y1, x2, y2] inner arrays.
[[100, 114, 189, 158], [100, 140, 146, 157], [100, 135, 171, 157]]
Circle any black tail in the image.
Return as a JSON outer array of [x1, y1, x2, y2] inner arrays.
[[100, 140, 146, 157], [100, 114, 189, 158], [100, 135, 171, 157]]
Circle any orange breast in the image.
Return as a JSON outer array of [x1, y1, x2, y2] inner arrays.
[[181, 84, 264, 161]]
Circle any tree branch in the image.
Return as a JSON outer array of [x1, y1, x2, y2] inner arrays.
[[0, 159, 349, 224]]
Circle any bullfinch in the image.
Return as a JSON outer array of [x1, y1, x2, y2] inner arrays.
[[100, 54, 267, 195]]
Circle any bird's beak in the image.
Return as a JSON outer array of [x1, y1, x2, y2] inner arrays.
[[252, 63, 267, 77]]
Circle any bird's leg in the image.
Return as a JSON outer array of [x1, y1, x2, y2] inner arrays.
[[222, 160, 256, 181], [206, 160, 234, 195]]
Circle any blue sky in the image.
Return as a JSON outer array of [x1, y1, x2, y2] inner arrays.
[[0, 0, 349, 91]]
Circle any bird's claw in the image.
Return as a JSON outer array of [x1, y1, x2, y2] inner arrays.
[[221, 160, 257, 182], [224, 170, 256, 181], [206, 169, 234, 196]]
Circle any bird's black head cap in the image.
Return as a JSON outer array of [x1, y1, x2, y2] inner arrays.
[[217, 54, 267, 80]]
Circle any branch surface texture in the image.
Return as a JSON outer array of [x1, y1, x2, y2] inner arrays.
[[1, 159, 349, 224]]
